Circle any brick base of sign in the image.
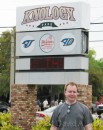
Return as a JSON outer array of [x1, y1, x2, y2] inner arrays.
[[10, 84, 37, 130], [77, 84, 92, 110]]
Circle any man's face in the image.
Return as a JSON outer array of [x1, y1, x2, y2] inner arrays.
[[64, 85, 78, 102]]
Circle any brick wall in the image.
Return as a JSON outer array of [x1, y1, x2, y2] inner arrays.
[[10, 84, 37, 130], [77, 84, 92, 109]]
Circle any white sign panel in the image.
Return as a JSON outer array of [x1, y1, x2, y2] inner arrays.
[[16, 29, 88, 56], [15, 72, 88, 85], [16, 1, 90, 31]]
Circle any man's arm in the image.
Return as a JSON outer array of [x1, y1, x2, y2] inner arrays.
[[84, 124, 92, 130], [50, 125, 58, 130]]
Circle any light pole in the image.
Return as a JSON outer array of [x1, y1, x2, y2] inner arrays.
[[10, 30, 15, 86]]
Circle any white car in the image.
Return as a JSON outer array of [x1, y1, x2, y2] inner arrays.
[[36, 106, 57, 121]]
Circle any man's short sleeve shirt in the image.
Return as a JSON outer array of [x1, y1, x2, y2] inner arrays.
[[50, 102, 93, 130]]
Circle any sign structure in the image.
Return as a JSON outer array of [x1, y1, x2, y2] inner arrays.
[[16, 1, 90, 31], [16, 1, 90, 85]]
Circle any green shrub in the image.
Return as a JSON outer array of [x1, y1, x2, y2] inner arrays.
[[32, 116, 51, 130], [92, 118, 103, 130], [0, 112, 22, 130], [1, 123, 22, 130], [0, 113, 10, 127]]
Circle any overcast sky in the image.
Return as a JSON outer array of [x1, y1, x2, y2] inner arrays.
[[0, 0, 103, 59]]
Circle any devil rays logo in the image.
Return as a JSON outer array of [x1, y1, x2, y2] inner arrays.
[[60, 33, 76, 52], [20, 36, 35, 53], [61, 38, 74, 46]]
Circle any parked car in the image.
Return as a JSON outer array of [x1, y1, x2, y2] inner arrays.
[[36, 106, 57, 121], [96, 104, 103, 115], [0, 101, 9, 113]]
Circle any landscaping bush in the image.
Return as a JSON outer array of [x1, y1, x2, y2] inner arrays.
[[0, 112, 22, 130], [0, 112, 10, 127], [1, 123, 22, 130], [92, 118, 103, 130], [32, 116, 51, 130]]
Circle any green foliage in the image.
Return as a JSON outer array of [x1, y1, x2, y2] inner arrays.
[[0, 31, 11, 95], [0, 28, 16, 96], [32, 116, 51, 130], [92, 118, 103, 130], [0, 112, 22, 130], [92, 96, 98, 103], [88, 50, 103, 97], [0, 112, 10, 127], [1, 123, 22, 130]]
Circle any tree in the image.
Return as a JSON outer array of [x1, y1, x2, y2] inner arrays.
[[88, 49, 103, 100], [0, 28, 16, 98]]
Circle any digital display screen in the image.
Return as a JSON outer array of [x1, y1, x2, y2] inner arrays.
[[30, 57, 64, 70]]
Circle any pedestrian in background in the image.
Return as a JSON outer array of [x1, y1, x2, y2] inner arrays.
[[50, 82, 93, 130], [43, 99, 48, 110], [51, 99, 55, 107], [54, 100, 58, 106], [36, 99, 41, 111]]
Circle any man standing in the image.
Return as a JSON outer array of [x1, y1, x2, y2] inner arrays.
[[50, 82, 93, 130], [43, 99, 48, 110], [36, 99, 41, 111]]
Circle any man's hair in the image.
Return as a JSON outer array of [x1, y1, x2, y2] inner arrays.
[[64, 82, 78, 91]]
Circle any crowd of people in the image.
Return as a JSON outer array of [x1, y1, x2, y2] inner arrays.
[[36, 99, 63, 111]]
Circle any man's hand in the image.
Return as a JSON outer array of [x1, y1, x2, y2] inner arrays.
[[50, 125, 58, 130], [85, 124, 92, 130]]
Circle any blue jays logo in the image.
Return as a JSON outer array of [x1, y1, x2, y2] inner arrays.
[[61, 38, 74, 46], [22, 40, 34, 48]]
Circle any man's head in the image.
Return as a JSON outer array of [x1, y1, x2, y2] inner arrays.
[[64, 82, 78, 103]]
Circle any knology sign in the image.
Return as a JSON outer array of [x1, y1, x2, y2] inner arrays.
[[16, 1, 90, 85], [16, 1, 90, 31]]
